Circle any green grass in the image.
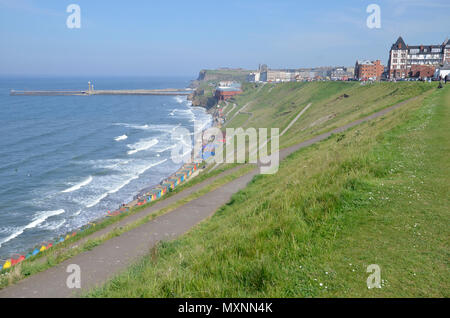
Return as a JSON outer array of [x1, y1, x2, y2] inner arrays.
[[87, 85, 449, 297], [227, 82, 434, 149]]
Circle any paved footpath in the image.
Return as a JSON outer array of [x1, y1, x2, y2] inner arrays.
[[0, 96, 417, 298]]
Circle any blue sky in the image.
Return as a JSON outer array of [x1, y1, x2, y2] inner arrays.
[[0, 0, 449, 76]]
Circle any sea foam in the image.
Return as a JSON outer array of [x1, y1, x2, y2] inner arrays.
[[84, 159, 167, 208], [115, 134, 128, 141], [127, 138, 159, 155], [62, 176, 93, 193], [0, 209, 65, 248]]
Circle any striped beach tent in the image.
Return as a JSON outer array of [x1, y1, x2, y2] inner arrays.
[[152, 189, 162, 199], [157, 185, 168, 195], [184, 163, 196, 170], [168, 177, 179, 187], [162, 182, 174, 190], [185, 163, 199, 171], [175, 173, 186, 182], [182, 169, 192, 177]]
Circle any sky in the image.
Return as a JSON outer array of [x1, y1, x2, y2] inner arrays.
[[0, 0, 449, 77]]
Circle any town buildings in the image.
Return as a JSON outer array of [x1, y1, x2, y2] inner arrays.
[[330, 67, 354, 81], [354, 60, 384, 80], [388, 36, 450, 79], [215, 82, 242, 101], [247, 65, 338, 83], [266, 70, 296, 82], [434, 64, 450, 81]]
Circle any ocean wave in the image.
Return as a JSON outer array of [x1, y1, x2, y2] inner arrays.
[[127, 138, 159, 155], [85, 192, 109, 208], [174, 96, 186, 104], [114, 122, 180, 133], [40, 219, 66, 231], [114, 123, 150, 130], [84, 159, 129, 171], [156, 144, 177, 153], [84, 159, 167, 208], [0, 209, 65, 248], [170, 108, 195, 119], [62, 176, 93, 193], [114, 134, 128, 142]]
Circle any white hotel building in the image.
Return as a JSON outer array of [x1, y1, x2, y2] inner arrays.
[[388, 36, 450, 79]]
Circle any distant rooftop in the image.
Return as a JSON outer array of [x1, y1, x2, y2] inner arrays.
[[216, 86, 242, 92]]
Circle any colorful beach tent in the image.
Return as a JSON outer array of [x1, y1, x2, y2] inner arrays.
[[176, 173, 186, 182], [168, 178, 179, 186], [163, 181, 175, 190], [152, 189, 162, 199], [157, 185, 168, 195], [11, 254, 25, 265], [2, 260, 11, 270]]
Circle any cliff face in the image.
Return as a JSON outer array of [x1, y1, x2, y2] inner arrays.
[[187, 88, 217, 109], [190, 69, 252, 88], [188, 68, 252, 108], [197, 70, 207, 81]]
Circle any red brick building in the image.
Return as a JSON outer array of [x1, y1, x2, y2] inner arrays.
[[215, 87, 242, 101], [354, 60, 384, 80], [409, 64, 435, 79]]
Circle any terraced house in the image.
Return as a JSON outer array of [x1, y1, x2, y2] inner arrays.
[[388, 36, 450, 79]]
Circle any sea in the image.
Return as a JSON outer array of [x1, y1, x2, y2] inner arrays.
[[0, 76, 211, 258]]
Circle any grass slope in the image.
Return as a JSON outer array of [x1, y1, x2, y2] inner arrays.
[[228, 82, 433, 149], [88, 85, 448, 297]]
